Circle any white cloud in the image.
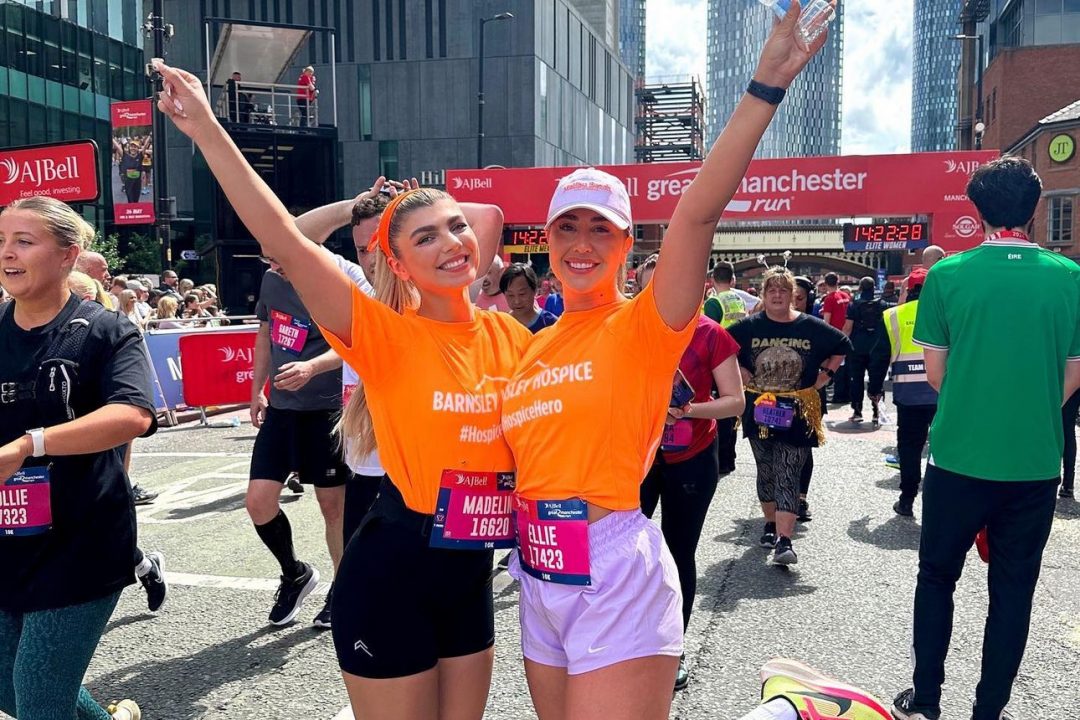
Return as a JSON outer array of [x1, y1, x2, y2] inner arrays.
[[645, 0, 914, 155]]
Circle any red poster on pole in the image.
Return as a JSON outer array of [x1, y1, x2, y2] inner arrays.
[[179, 331, 257, 407], [0, 140, 100, 206], [110, 100, 156, 225]]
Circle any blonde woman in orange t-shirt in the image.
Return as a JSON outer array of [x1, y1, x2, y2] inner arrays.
[[501, 7, 833, 718], [154, 62, 532, 720]]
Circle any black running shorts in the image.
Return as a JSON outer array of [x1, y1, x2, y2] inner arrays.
[[331, 478, 495, 678], [249, 407, 349, 488]]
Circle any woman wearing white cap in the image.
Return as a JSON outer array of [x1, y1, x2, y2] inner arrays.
[[501, 5, 833, 716]]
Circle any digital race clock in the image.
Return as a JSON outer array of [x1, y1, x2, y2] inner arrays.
[[842, 222, 930, 251], [504, 227, 549, 253]]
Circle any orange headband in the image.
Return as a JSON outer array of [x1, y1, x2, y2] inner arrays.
[[367, 189, 422, 257]]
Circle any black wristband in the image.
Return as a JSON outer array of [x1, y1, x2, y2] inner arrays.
[[819, 367, 835, 378], [747, 79, 787, 105]]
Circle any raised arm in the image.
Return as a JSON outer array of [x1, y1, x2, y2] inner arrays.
[[651, 0, 832, 330], [154, 61, 354, 343]]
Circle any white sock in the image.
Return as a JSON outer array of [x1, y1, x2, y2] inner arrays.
[[738, 698, 798, 720], [134, 556, 153, 577]]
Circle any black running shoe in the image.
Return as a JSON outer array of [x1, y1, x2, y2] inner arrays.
[[131, 484, 158, 506], [1061, 485, 1074, 499], [285, 473, 304, 494], [139, 551, 167, 612], [312, 584, 332, 629], [759, 522, 777, 548], [893, 497, 915, 517], [268, 562, 320, 626], [674, 654, 689, 691], [797, 499, 812, 522], [850, 412, 864, 423], [892, 688, 940, 720], [772, 536, 797, 565]]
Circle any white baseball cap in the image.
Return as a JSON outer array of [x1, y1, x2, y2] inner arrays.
[[546, 168, 632, 230]]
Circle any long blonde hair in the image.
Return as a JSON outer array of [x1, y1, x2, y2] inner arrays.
[[335, 189, 452, 463]]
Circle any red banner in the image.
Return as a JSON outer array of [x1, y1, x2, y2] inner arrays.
[[0, 140, 100, 206], [446, 151, 999, 252], [179, 331, 257, 407], [110, 100, 156, 226]]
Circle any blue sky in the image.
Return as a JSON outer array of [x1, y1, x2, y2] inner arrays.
[[646, 0, 914, 155]]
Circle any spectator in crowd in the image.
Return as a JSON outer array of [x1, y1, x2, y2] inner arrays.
[[152, 295, 182, 329], [131, 282, 152, 321], [475, 255, 510, 311], [225, 71, 254, 123], [158, 269, 179, 296], [296, 66, 317, 126], [922, 245, 945, 268], [109, 276, 128, 309], [178, 278, 195, 297], [501, 263, 559, 333], [543, 273, 564, 316], [118, 289, 142, 330]]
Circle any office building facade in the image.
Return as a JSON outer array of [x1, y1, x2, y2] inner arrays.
[[0, 0, 148, 227], [911, 0, 963, 152], [618, 0, 645, 80], [705, 0, 844, 158], [980, 0, 1080, 55]]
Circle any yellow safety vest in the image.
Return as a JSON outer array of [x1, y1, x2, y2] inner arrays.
[[715, 290, 747, 328], [884, 300, 938, 406]]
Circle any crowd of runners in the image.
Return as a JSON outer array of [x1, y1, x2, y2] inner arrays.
[[1, 3, 1079, 720]]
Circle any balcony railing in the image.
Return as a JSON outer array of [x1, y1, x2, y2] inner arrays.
[[213, 81, 322, 128]]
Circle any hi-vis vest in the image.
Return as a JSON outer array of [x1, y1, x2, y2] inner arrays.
[[884, 300, 938, 406], [715, 290, 747, 328]]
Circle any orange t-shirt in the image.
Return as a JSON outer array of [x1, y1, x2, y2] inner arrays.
[[502, 284, 695, 510], [321, 285, 532, 514]]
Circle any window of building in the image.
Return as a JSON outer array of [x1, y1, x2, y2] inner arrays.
[[1049, 196, 1074, 245], [358, 64, 372, 140], [379, 140, 399, 180]]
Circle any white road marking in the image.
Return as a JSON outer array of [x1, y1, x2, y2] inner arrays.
[[137, 460, 253, 524], [167, 571, 332, 595], [331, 706, 354, 720], [133, 452, 251, 458]]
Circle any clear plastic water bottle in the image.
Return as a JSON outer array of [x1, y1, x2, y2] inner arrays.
[[759, 0, 836, 48]]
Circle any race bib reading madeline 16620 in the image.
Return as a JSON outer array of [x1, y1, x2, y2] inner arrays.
[[430, 470, 516, 550]]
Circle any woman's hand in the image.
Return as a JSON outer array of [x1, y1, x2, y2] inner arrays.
[[0, 436, 32, 482], [753, 0, 835, 89], [154, 61, 218, 144]]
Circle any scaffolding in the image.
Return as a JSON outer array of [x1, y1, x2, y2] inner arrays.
[[634, 76, 706, 163]]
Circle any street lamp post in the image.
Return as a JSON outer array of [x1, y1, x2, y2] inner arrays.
[[953, 33, 985, 150], [477, 12, 514, 169]]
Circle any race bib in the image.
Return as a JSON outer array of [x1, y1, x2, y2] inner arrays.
[[430, 470, 515, 550], [125, 169, 141, 179], [1, 467, 52, 537], [661, 419, 693, 451], [753, 393, 795, 430], [270, 310, 310, 356], [514, 495, 590, 586]]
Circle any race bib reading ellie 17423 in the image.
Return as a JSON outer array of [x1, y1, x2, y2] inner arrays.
[[514, 495, 591, 586], [1, 467, 52, 537], [430, 470, 516, 550]]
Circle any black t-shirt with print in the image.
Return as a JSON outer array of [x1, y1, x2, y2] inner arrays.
[[727, 312, 850, 446], [0, 295, 157, 611]]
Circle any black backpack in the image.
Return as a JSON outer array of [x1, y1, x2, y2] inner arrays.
[[0, 299, 108, 424], [852, 297, 886, 335]]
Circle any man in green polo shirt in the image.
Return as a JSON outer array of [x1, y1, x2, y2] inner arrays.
[[892, 157, 1080, 720]]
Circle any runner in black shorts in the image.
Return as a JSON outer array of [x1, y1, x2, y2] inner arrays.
[[248, 247, 370, 628]]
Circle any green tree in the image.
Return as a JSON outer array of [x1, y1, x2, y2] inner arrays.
[[123, 232, 163, 274], [85, 231, 124, 272]]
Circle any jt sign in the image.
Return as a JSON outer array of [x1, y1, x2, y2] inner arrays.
[[0, 140, 100, 206]]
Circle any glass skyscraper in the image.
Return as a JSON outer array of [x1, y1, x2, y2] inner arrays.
[[705, 0, 844, 158], [912, 0, 963, 152], [618, 0, 645, 80], [0, 0, 148, 226]]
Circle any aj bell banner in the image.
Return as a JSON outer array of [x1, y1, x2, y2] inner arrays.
[[0, 140, 100, 206], [110, 100, 155, 225], [446, 151, 999, 253]]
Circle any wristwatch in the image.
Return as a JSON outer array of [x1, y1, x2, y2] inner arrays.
[[747, 79, 787, 105], [818, 367, 835, 378], [27, 428, 46, 458]]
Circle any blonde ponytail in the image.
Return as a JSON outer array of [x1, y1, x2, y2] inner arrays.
[[335, 193, 438, 464]]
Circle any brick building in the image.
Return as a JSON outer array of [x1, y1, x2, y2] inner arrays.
[[980, 45, 1080, 153], [1008, 101, 1080, 256], [977, 44, 1080, 257]]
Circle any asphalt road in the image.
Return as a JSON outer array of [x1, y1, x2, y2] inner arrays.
[[41, 408, 1080, 719]]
